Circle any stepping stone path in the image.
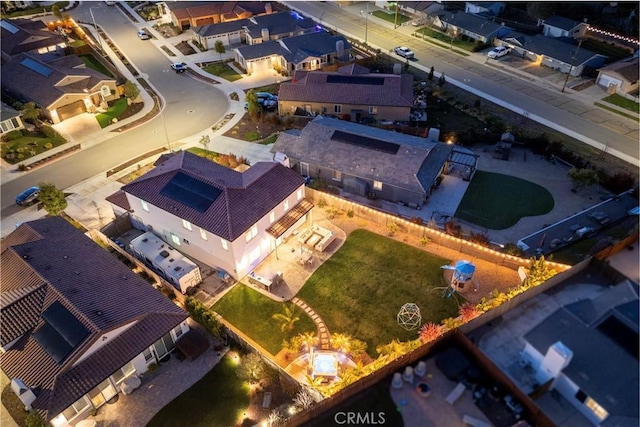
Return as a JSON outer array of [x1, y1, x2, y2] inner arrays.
[[292, 297, 331, 350]]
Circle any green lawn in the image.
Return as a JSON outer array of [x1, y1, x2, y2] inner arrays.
[[1, 127, 67, 164], [146, 353, 250, 427], [213, 285, 317, 355], [455, 171, 554, 229], [372, 10, 411, 25], [79, 54, 113, 78], [415, 27, 477, 52], [1, 1, 68, 18], [202, 62, 242, 82], [602, 93, 639, 114], [96, 98, 128, 128], [297, 230, 458, 356]]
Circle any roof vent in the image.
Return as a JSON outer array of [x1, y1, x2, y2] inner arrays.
[[159, 250, 170, 258], [174, 266, 182, 272], [169, 258, 174, 263], [142, 238, 148, 242], [75, 271, 80, 275], [63, 255, 68, 259]]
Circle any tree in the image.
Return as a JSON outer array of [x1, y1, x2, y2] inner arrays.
[[522, 256, 557, 288], [271, 303, 300, 332], [568, 168, 599, 191], [418, 322, 443, 343], [38, 182, 67, 216], [428, 66, 434, 80], [21, 102, 41, 127], [214, 40, 225, 60], [236, 352, 266, 384], [123, 81, 140, 102], [52, 4, 62, 19], [438, 72, 446, 87], [245, 89, 261, 121], [293, 388, 318, 410], [526, 3, 559, 20]]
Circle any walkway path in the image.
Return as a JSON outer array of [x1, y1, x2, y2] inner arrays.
[[291, 297, 331, 350]]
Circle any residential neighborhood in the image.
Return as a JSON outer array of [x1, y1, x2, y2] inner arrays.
[[1, 2, 638, 427]]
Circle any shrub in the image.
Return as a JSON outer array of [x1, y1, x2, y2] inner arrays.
[[43, 142, 53, 149], [419, 236, 431, 246], [17, 163, 28, 171], [444, 220, 462, 237], [41, 125, 58, 139], [469, 231, 490, 246], [410, 216, 424, 225], [387, 221, 398, 235], [16, 147, 25, 153], [346, 209, 354, 218], [1, 129, 24, 141]]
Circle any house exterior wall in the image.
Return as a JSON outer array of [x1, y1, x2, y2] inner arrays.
[[597, 71, 639, 94], [277, 100, 410, 122], [0, 114, 24, 134], [553, 374, 605, 426], [125, 186, 305, 279], [198, 30, 242, 49]]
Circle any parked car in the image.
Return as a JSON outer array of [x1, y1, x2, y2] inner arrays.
[[487, 46, 510, 59], [137, 30, 150, 40], [256, 92, 278, 110], [171, 63, 187, 73], [394, 46, 414, 59], [15, 186, 39, 206]]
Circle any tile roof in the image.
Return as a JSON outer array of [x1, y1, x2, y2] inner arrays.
[[235, 31, 350, 63], [1, 53, 115, 108], [1, 18, 65, 56], [438, 11, 507, 37], [121, 152, 304, 241], [279, 65, 414, 108], [166, 1, 268, 20], [272, 116, 451, 195], [193, 18, 249, 37], [543, 15, 582, 31], [501, 33, 603, 65], [599, 57, 639, 83], [0, 217, 187, 420], [105, 189, 130, 211]]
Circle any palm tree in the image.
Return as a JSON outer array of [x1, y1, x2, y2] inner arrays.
[[271, 303, 300, 332], [298, 331, 317, 352], [304, 374, 324, 388], [21, 102, 41, 128]]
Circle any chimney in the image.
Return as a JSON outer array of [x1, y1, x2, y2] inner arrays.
[[535, 341, 573, 385], [265, 3, 272, 14], [261, 28, 270, 41]]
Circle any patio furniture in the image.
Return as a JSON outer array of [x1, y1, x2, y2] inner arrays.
[[445, 382, 466, 405], [296, 251, 313, 266], [306, 233, 322, 248], [402, 366, 414, 384], [414, 361, 427, 377], [248, 271, 272, 290], [392, 372, 403, 389], [297, 228, 313, 244], [121, 375, 141, 395]]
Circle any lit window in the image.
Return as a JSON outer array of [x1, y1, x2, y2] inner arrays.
[[221, 239, 228, 250], [170, 233, 180, 246], [369, 106, 378, 114], [141, 200, 149, 212], [334, 104, 342, 114], [585, 397, 608, 421], [245, 225, 258, 242], [283, 200, 289, 211], [297, 189, 303, 200], [200, 228, 207, 240], [373, 181, 383, 190], [269, 211, 275, 224], [182, 220, 192, 231], [332, 170, 342, 181]]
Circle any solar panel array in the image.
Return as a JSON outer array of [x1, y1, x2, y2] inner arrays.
[[160, 172, 221, 213], [326, 75, 385, 85], [331, 130, 400, 154], [20, 57, 53, 77], [33, 301, 90, 364], [1, 20, 19, 34]]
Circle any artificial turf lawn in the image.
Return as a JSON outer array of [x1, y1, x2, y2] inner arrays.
[[146, 353, 249, 427], [455, 170, 554, 229], [213, 285, 317, 355], [96, 98, 128, 128], [297, 229, 458, 356]]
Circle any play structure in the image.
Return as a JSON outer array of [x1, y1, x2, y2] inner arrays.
[[436, 260, 478, 299], [397, 303, 422, 330]]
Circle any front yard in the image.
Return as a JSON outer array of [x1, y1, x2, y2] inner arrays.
[[202, 62, 242, 82], [1, 126, 66, 164], [455, 171, 555, 229]]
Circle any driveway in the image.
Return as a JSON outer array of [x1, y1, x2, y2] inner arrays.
[[52, 113, 101, 144]]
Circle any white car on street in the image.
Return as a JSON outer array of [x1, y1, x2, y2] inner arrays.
[[171, 63, 187, 73], [487, 46, 510, 59], [394, 46, 415, 59]]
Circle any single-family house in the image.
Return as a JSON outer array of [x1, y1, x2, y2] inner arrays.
[[0, 101, 25, 134], [398, 1, 444, 20], [464, 2, 505, 16], [596, 56, 639, 95], [234, 31, 350, 75], [521, 280, 639, 426], [0, 217, 189, 426], [1, 53, 118, 123], [106, 151, 311, 280], [192, 18, 249, 49], [543, 15, 588, 39], [0, 18, 66, 60], [277, 64, 414, 122], [433, 11, 512, 44], [164, 1, 274, 30], [500, 33, 607, 76], [271, 116, 455, 209]]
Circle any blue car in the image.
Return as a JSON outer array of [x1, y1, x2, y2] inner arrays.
[[15, 186, 39, 206]]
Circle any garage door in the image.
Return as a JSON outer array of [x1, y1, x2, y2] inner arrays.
[[250, 58, 271, 74], [597, 74, 621, 89], [57, 100, 86, 121]]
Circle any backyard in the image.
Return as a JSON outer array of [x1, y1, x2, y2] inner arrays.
[[455, 171, 555, 229], [296, 229, 459, 356], [213, 285, 317, 355]]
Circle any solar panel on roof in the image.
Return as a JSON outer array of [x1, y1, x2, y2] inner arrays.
[[1, 20, 19, 34], [20, 57, 53, 77], [33, 322, 72, 364], [42, 301, 90, 348], [160, 172, 221, 213], [331, 130, 400, 154], [326, 75, 385, 85]]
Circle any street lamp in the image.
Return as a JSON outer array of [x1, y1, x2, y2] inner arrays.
[[159, 106, 172, 152], [561, 39, 584, 93], [89, 6, 104, 52]]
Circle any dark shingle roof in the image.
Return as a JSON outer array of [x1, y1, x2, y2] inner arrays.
[[279, 66, 413, 107], [544, 15, 581, 31], [1, 53, 114, 108], [0, 101, 21, 122], [121, 152, 304, 241], [272, 116, 450, 195], [438, 11, 506, 37], [0, 217, 188, 421], [599, 57, 640, 83], [245, 11, 316, 39], [1, 18, 65, 56], [235, 31, 350, 63], [105, 189, 130, 211], [193, 18, 249, 37], [502, 33, 603, 65]]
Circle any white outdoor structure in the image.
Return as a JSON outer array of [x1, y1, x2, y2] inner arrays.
[[397, 303, 422, 330]]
